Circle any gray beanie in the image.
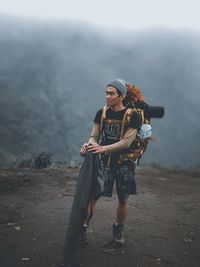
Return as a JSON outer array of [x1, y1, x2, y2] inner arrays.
[[107, 79, 127, 95]]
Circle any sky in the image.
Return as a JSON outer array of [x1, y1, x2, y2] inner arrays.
[[0, 0, 200, 31]]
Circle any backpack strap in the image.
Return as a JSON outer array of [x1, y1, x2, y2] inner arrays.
[[135, 108, 145, 124], [100, 105, 108, 133], [141, 110, 145, 124], [120, 108, 133, 140]]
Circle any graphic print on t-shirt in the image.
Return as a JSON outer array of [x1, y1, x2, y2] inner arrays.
[[103, 119, 122, 141], [95, 107, 141, 146]]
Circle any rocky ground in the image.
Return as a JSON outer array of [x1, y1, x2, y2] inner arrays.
[[0, 166, 200, 267]]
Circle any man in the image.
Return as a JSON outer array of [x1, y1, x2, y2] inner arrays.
[[80, 79, 141, 246]]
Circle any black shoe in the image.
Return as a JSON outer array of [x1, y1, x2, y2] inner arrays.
[[112, 223, 125, 246], [80, 225, 88, 245]]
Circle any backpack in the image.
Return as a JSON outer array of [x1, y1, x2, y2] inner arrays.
[[119, 106, 152, 163], [99, 82, 164, 164], [100, 104, 152, 164], [119, 83, 156, 163]]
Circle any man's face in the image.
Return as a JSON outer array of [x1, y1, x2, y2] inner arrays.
[[106, 86, 124, 107]]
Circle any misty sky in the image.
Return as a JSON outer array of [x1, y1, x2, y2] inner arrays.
[[1, 0, 200, 31]]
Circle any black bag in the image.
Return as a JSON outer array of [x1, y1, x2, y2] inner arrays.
[[63, 153, 108, 265]]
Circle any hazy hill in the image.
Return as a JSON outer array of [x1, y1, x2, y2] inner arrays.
[[0, 15, 200, 168]]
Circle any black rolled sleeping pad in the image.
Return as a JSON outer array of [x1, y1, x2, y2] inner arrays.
[[134, 101, 165, 119], [145, 106, 165, 118]]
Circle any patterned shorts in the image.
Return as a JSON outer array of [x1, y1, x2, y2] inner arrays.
[[103, 160, 136, 202]]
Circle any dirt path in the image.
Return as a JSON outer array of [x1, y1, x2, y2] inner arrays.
[[0, 166, 200, 267]]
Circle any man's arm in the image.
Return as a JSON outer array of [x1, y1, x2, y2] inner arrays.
[[88, 123, 100, 144], [103, 128, 137, 153], [80, 123, 100, 155], [87, 127, 137, 154]]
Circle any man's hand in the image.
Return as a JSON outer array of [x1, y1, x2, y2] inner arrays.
[[86, 143, 105, 154], [80, 143, 89, 156], [80, 143, 105, 155]]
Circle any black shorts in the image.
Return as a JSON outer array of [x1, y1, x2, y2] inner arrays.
[[103, 160, 136, 202]]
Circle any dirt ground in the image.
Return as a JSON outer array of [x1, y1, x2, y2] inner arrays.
[[0, 165, 200, 267]]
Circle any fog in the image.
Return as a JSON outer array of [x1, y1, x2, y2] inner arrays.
[[0, 15, 200, 168]]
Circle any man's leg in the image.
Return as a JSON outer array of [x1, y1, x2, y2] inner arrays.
[[112, 197, 128, 246], [85, 199, 97, 225], [116, 198, 129, 224], [112, 161, 136, 246], [80, 199, 97, 244]]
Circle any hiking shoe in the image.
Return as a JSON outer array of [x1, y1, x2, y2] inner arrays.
[[80, 225, 88, 245], [112, 223, 125, 246]]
